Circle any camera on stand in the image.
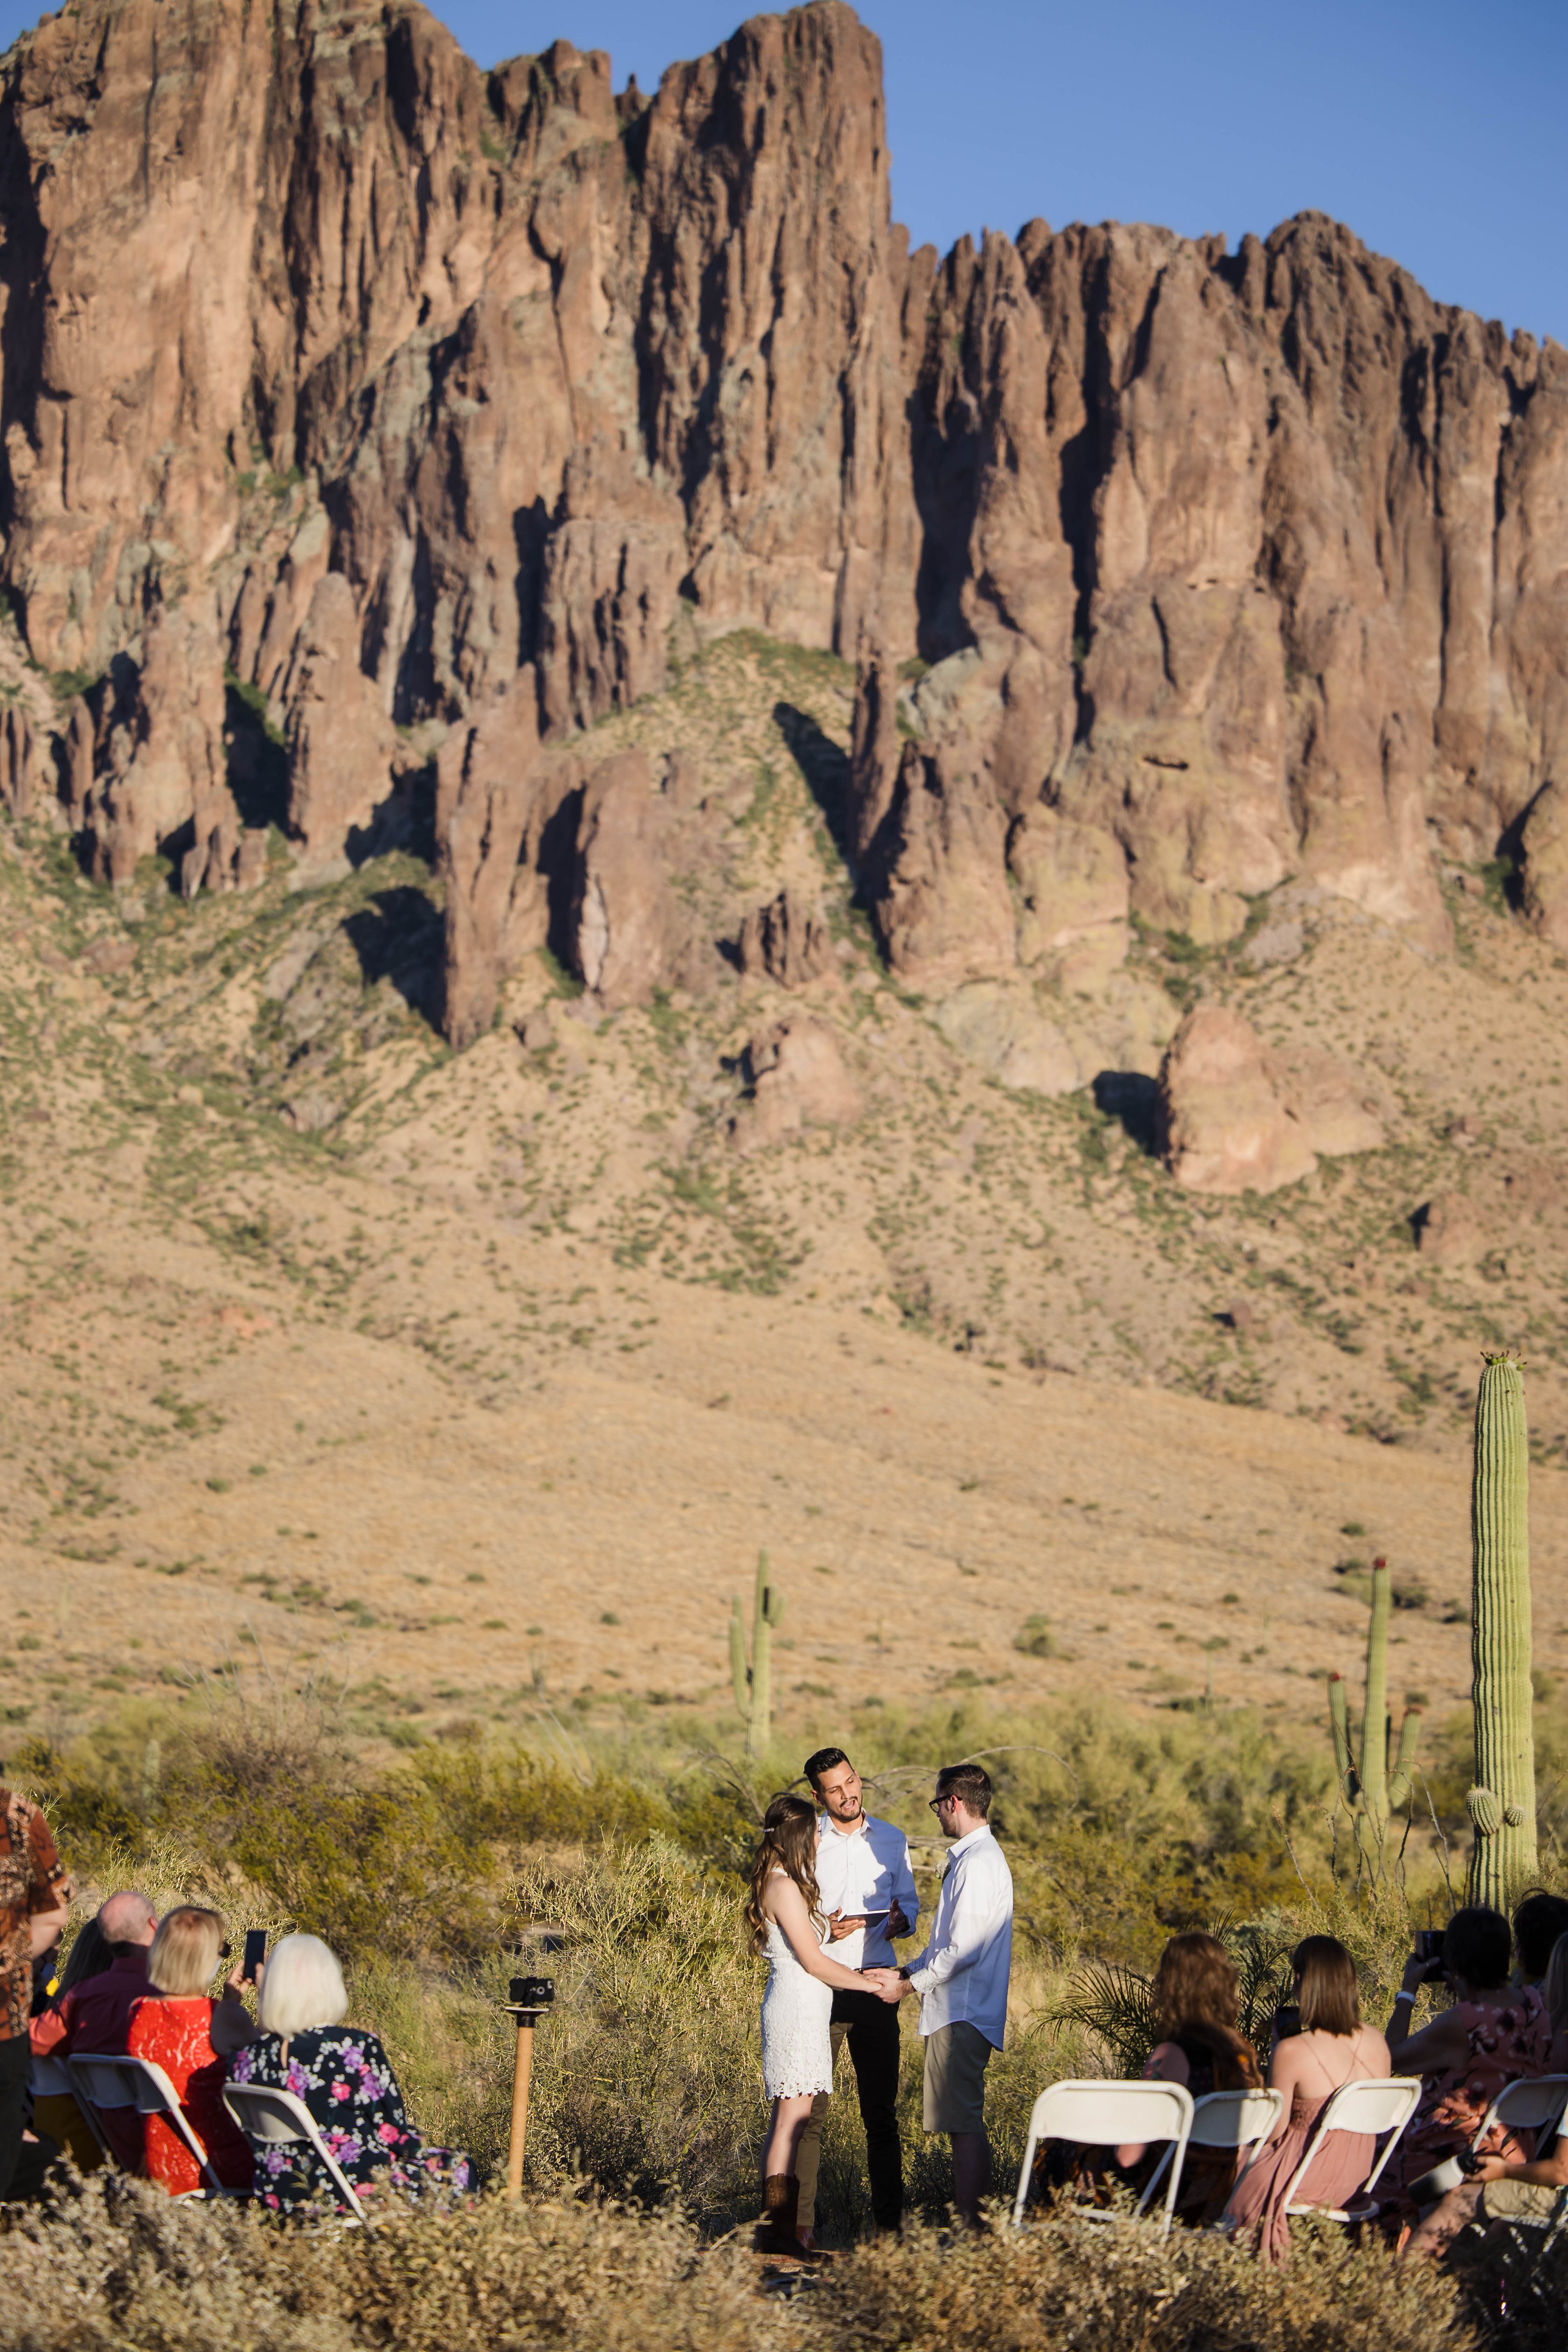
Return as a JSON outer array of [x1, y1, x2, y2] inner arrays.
[[507, 1975, 556, 2020], [502, 1931, 564, 2198]]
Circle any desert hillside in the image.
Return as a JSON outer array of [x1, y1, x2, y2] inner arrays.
[[0, 0, 1564, 1766], [3, 629, 1567, 1763]]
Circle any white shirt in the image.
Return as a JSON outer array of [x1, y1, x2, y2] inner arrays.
[[813, 1811, 919, 1973], [905, 1823, 1013, 2048]]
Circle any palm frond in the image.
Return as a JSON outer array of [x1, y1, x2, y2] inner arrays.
[[1047, 1961, 1156, 2076]]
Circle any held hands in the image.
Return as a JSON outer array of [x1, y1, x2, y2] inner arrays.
[[861, 1967, 905, 2005]]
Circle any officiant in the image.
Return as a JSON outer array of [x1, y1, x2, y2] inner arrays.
[[792, 1746, 920, 2246]]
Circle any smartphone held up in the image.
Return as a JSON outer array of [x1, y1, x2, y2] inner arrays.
[[241, 1929, 268, 1985]]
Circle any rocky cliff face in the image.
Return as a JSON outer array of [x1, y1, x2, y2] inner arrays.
[[0, 0, 1564, 1036]]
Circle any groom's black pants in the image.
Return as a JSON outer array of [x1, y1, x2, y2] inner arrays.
[[794, 1987, 903, 2235]]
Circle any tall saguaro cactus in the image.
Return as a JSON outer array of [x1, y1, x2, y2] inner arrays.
[[1467, 1352, 1537, 1907], [731, 1549, 785, 1757], [1328, 1556, 1422, 1871]]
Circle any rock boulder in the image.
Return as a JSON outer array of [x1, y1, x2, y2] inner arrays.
[[1157, 1004, 1387, 1196], [735, 891, 834, 988], [730, 1017, 862, 1151], [570, 753, 674, 1009]]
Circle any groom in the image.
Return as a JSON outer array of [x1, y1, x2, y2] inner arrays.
[[793, 1746, 919, 2245]]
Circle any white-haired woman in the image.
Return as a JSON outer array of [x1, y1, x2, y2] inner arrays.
[[227, 1934, 475, 2213]]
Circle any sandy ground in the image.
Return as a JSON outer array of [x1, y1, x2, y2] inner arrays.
[[1, 1099, 1559, 1764]]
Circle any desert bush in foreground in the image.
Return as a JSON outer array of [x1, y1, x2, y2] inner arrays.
[[0, 2174, 1495, 2352]]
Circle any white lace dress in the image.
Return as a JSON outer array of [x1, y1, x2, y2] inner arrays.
[[760, 1915, 834, 2099]]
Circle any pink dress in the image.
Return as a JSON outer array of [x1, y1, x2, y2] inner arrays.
[[1392, 1988, 1552, 2189], [1226, 2042, 1378, 2265]]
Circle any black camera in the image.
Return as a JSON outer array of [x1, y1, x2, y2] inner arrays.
[[1414, 1928, 1445, 1964], [509, 1975, 556, 2013]]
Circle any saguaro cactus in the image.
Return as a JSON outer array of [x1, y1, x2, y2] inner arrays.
[[1467, 1352, 1537, 1907], [1328, 1556, 1422, 1871], [731, 1549, 784, 1757]]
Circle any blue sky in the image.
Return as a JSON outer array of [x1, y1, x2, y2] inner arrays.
[[3, 2, 1562, 342]]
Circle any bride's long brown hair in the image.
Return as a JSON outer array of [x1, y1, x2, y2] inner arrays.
[[745, 1793, 823, 1956]]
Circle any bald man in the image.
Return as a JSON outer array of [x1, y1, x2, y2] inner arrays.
[[33, 1890, 158, 2171]]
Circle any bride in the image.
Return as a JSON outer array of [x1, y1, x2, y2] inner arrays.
[[745, 1792, 900, 2254]]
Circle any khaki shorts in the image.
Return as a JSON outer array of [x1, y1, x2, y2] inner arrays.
[[923, 2021, 994, 2134], [1482, 2178, 1563, 2221]]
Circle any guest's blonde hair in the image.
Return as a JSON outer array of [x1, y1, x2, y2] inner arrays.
[[257, 1933, 349, 2037], [146, 1907, 225, 1998]]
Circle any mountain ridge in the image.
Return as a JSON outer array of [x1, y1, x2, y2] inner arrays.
[[0, 0, 1561, 1034]]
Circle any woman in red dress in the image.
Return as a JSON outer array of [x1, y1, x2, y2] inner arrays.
[[126, 1906, 254, 2195]]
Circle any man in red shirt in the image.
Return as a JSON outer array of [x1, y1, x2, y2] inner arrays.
[[0, 1787, 71, 2197], [31, 1889, 157, 2172]]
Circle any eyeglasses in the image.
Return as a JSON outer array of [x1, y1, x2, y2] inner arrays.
[[218, 1943, 232, 1962], [928, 1795, 956, 1814]]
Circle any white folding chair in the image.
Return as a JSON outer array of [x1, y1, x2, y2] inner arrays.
[[1469, 2073, 1568, 2157], [31, 2049, 112, 2161], [68, 2053, 233, 2198], [1459, 2076, 1568, 2304], [1011, 2079, 1195, 2234], [1281, 2076, 1420, 2221], [223, 2082, 368, 2224], [1142, 2086, 1285, 2216]]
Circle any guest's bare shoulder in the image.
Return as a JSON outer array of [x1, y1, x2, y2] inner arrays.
[[1356, 2022, 1392, 2071]]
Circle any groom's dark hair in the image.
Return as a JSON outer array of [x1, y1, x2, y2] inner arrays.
[[804, 1746, 851, 1790]]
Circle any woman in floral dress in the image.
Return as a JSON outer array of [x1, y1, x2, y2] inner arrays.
[[228, 1934, 474, 2215], [1385, 1905, 1552, 2192]]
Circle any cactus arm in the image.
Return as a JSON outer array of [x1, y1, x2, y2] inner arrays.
[[1361, 1558, 1392, 1823], [751, 1612, 771, 1755], [730, 1597, 750, 1718], [1468, 1353, 1537, 1907], [1329, 1674, 1357, 1802], [1388, 1708, 1422, 1811]]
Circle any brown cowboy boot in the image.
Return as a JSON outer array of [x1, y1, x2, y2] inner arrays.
[[754, 2173, 801, 2255]]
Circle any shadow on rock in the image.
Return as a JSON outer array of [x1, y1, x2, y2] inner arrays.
[[1092, 1068, 1161, 1156], [342, 885, 443, 1019], [773, 702, 851, 864]]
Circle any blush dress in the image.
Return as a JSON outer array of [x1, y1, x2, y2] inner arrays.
[[227, 2027, 474, 2215], [125, 1996, 255, 2195], [1226, 2039, 1379, 2264]]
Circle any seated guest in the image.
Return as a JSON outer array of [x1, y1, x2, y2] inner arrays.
[[1113, 1932, 1264, 2224], [1407, 1930, 1568, 2257], [1226, 1936, 1391, 2263], [126, 1907, 254, 2195], [29, 1916, 111, 2173], [229, 1934, 474, 2215], [1387, 1906, 1551, 2192], [1513, 1890, 1568, 1989], [31, 1890, 159, 2172]]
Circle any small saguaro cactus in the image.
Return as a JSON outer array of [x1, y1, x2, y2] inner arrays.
[[1328, 1555, 1422, 1871], [1467, 1351, 1537, 1908], [731, 1549, 785, 1757]]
